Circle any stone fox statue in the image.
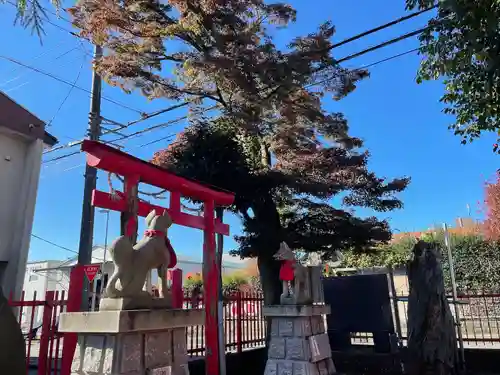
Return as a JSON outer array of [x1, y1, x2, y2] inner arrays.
[[273, 242, 311, 304], [106, 209, 177, 299]]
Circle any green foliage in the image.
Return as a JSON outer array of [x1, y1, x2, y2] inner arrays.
[[406, 0, 500, 151], [183, 271, 252, 296], [247, 275, 262, 293], [74, 0, 410, 304], [342, 236, 414, 269], [11, 0, 61, 39], [154, 120, 408, 261], [221, 272, 249, 295], [183, 272, 203, 294], [343, 232, 500, 292], [442, 234, 500, 292]]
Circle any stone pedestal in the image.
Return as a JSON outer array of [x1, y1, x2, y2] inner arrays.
[[99, 296, 172, 311], [263, 305, 336, 375], [59, 308, 203, 375]]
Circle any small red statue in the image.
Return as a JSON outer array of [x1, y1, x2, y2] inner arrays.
[[279, 259, 295, 281]]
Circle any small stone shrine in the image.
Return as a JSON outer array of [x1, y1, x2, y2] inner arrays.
[[264, 243, 335, 375], [59, 210, 203, 375]]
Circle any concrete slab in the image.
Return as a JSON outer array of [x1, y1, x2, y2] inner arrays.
[[263, 305, 330, 317], [99, 296, 172, 311], [59, 309, 204, 334]]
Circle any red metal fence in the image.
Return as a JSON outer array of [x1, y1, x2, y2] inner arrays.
[[9, 290, 67, 375], [8, 288, 267, 374], [183, 292, 267, 357]]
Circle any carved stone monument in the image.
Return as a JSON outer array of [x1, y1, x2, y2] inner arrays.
[[59, 210, 203, 375], [265, 243, 335, 375]]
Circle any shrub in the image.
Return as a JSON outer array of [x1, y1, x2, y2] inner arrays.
[[342, 232, 500, 292]]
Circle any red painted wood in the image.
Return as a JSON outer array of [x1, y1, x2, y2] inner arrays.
[[92, 190, 230, 236], [60, 265, 84, 375], [38, 291, 54, 375], [203, 200, 220, 375], [82, 140, 234, 206], [170, 191, 181, 214], [124, 175, 140, 241], [168, 269, 183, 308]]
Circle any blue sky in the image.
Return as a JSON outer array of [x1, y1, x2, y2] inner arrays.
[[1, 0, 497, 262]]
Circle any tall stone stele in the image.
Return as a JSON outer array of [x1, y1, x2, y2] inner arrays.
[[265, 243, 336, 375], [59, 210, 203, 375]]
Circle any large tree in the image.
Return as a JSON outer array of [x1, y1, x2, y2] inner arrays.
[[483, 173, 500, 240], [11, 0, 59, 38], [70, 0, 409, 304], [153, 120, 408, 305], [407, 0, 500, 152], [69, 0, 367, 129]]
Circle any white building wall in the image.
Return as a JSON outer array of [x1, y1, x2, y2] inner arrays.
[[0, 129, 44, 299], [21, 261, 49, 328]]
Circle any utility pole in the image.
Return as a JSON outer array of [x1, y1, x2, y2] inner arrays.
[[77, 44, 103, 310], [443, 224, 465, 371]]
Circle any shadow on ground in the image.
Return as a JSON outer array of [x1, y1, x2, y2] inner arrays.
[[188, 347, 500, 375]]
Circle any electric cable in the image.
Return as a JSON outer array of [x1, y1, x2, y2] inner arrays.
[[0, 54, 144, 114]]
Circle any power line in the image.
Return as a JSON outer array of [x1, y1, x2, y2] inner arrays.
[[0, 46, 78, 88], [43, 47, 422, 174], [47, 58, 85, 126], [43, 150, 80, 164], [125, 102, 190, 127], [31, 233, 78, 254], [9, 3, 434, 146], [336, 26, 428, 64], [331, 5, 437, 50], [108, 106, 217, 143], [42, 13, 437, 162], [362, 47, 420, 69], [34, 4, 435, 127], [46, 33, 420, 160], [31, 233, 106, 262], [135, 133, 176, 148], [44, 49, 417, 168], [44, 104, 215, 156], [43, 139, 83, 154], [42, 42, 422, 165], [0, 39, 73, 83], [0, 54, 144, 114]]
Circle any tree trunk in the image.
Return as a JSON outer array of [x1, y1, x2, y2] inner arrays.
[[258, 252, 282, 306], [252, 195, 283, 305], [252, 194, 283, 345], [407, 241, 459, 375]]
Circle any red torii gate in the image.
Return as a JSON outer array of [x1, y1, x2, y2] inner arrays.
[[82, 140, 234, 375]]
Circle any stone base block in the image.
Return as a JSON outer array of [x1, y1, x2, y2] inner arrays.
[[264, 358, 336, 375], [59, 308, 203, 334], [265, 308, 336, 375], [270, 315, 326, 338], [60, 309, 203, 375], [263, 305, 330, 318], [70, 328, 189, 375], [99, 295, 172, 311]]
